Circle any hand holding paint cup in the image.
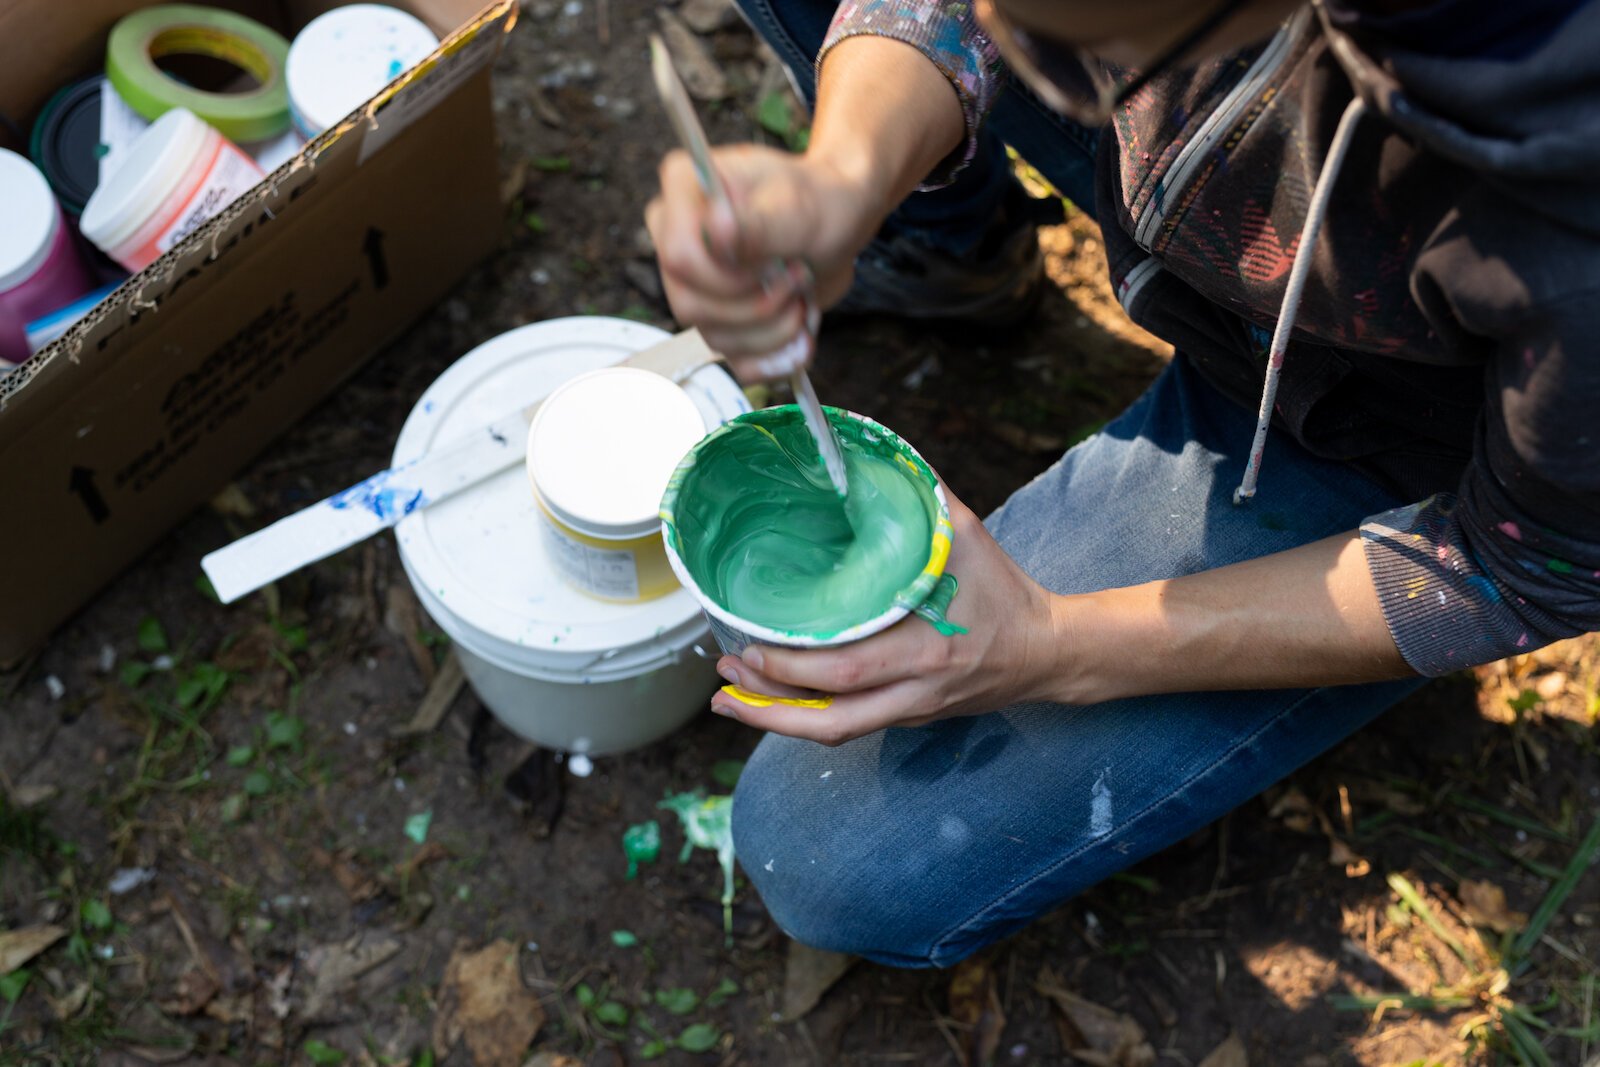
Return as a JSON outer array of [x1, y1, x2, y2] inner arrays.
[[663, 406, 1074, 744]]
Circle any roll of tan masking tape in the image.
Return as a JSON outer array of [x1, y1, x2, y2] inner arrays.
[[106, 5, 291, 143]]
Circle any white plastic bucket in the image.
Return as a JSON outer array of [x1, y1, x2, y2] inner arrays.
[[392, 317, 751, 755], [79, 107, 263, 272]]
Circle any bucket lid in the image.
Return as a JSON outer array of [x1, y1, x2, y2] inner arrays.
[[527, 367, 708, 540], [0, 148, 61, 293], [286, 4, 439, 135], [392, 316, 750, 680], [79, 108, 208, 254]]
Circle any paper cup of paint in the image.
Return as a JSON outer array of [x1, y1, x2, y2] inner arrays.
[[80, 108, 264, 273], [660, 405, 953, 654], [526, 366, 711, 604]]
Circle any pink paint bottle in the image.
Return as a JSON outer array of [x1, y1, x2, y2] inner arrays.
[[0, 148, 96, 368]]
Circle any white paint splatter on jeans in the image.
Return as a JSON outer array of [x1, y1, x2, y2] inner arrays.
[[1090, 771, 1114, 839]]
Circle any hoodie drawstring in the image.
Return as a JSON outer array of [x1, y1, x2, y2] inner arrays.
[[1233, 95, 1368, 504]]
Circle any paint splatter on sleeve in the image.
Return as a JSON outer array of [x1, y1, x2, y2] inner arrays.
[[819, 1, 1005, 188], [1360, 294, 1600, 675]]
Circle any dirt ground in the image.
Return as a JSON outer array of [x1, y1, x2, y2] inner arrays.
[[4, 2, 1599, 1065]]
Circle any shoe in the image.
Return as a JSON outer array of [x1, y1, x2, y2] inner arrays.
[[831, 182, 1064, 328]]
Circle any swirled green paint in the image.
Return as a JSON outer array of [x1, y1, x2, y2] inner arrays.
[[667, 406, 939, 634]]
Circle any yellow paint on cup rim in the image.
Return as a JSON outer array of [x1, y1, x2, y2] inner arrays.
[[526, 366, 709, 603]]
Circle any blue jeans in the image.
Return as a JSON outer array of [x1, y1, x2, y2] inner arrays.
[[734, 0, 1102, 250], [732, 357, 1427, 966]]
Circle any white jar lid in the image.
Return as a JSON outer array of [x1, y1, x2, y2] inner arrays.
[[79, 108, 208, 254], [527, 367, 709, 540], [0, 149, 61, 293], [392, 317, 750, 680], [287, 4, 439, 135]]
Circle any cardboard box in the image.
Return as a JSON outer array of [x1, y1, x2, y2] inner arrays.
[[0, 0, 517, 664]]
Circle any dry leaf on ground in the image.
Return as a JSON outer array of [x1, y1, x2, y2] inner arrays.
[[0, 924, 66, 975], [1197, 1032, 1248, 1067], [657, 8, 731, 101], [949, 955, 1006, 1067], [780, 940, 855, 1021], [1266, 787, 1317, 834], [432, 939, 544, 1067], [1328, 837, 1371, 879], [679, 0, 738, 33], [1346, 779, 1427, 816], [1535, 672, 1568, 700], [300, 933, 402, 1021], [160, 966, 220, 1016], [1458, 879, 1527, 935], [1036, 968, 1155, 1067]]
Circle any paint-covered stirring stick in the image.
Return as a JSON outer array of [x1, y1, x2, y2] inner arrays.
[[200, 329, 722, 603], [648, 34, 850, 498]]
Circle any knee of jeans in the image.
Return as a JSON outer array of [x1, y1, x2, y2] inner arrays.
[[731, 743, 950, 967]]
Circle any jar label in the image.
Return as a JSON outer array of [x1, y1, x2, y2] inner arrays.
[[540, 521, 640, 601], [155, 141, 263, 256]]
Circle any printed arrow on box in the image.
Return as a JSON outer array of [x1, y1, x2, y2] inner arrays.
[[201, 329, 721, 605]]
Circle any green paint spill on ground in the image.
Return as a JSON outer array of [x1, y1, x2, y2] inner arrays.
[[622, 819, 661, 879], [659, 792, 734, 943]]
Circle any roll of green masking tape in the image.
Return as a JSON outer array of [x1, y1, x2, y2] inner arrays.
[[106, 5, 291, 143]]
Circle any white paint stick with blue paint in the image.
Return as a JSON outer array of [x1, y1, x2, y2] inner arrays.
[[201, 328, 720, 604]]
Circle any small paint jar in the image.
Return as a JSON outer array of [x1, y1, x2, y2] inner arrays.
[[286, 4, 440, 138], [526, 367, 710, 604], [28, 76, 106, 217], [0, 148, 96, 368], [660, 405, 954, 655], [79, 108, 264, 274]]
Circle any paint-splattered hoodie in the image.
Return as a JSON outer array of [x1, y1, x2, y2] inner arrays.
[[821, 0, 1600, 676]]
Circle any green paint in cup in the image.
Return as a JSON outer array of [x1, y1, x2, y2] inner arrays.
[[660, 405, 954, 653]]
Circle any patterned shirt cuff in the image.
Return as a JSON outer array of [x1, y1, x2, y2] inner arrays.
[[819, 0, 1005, 188], [1360, 494, 1578, 676]]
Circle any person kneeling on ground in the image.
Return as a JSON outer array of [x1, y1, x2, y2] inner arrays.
[[645, 0, 1600, 967]]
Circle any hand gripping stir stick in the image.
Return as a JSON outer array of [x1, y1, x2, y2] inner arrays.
[[648, 34, 850, 498]]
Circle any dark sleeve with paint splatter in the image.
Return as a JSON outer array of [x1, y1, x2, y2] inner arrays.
[[1361, 288, 1600, 675], [819, 0, 1005, 187]]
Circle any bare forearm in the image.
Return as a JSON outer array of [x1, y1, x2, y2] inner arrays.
[[806, 35, 966, 231], [1052, 532, 1414, 704]]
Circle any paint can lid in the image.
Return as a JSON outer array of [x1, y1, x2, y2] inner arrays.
[[28, 76, 104, 216], [286, 4, 439, 137], [0, 148, 62, 293], [527, 367, 709, 541], [392, 316, 751, 680], [79, 108, 210, 255]]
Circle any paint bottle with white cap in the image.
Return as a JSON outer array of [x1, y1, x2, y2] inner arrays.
[[79, 108, 264, 273], [527, 367, 711, 603], [0, 148, 95, 367], [287, 4, 440, 138]]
